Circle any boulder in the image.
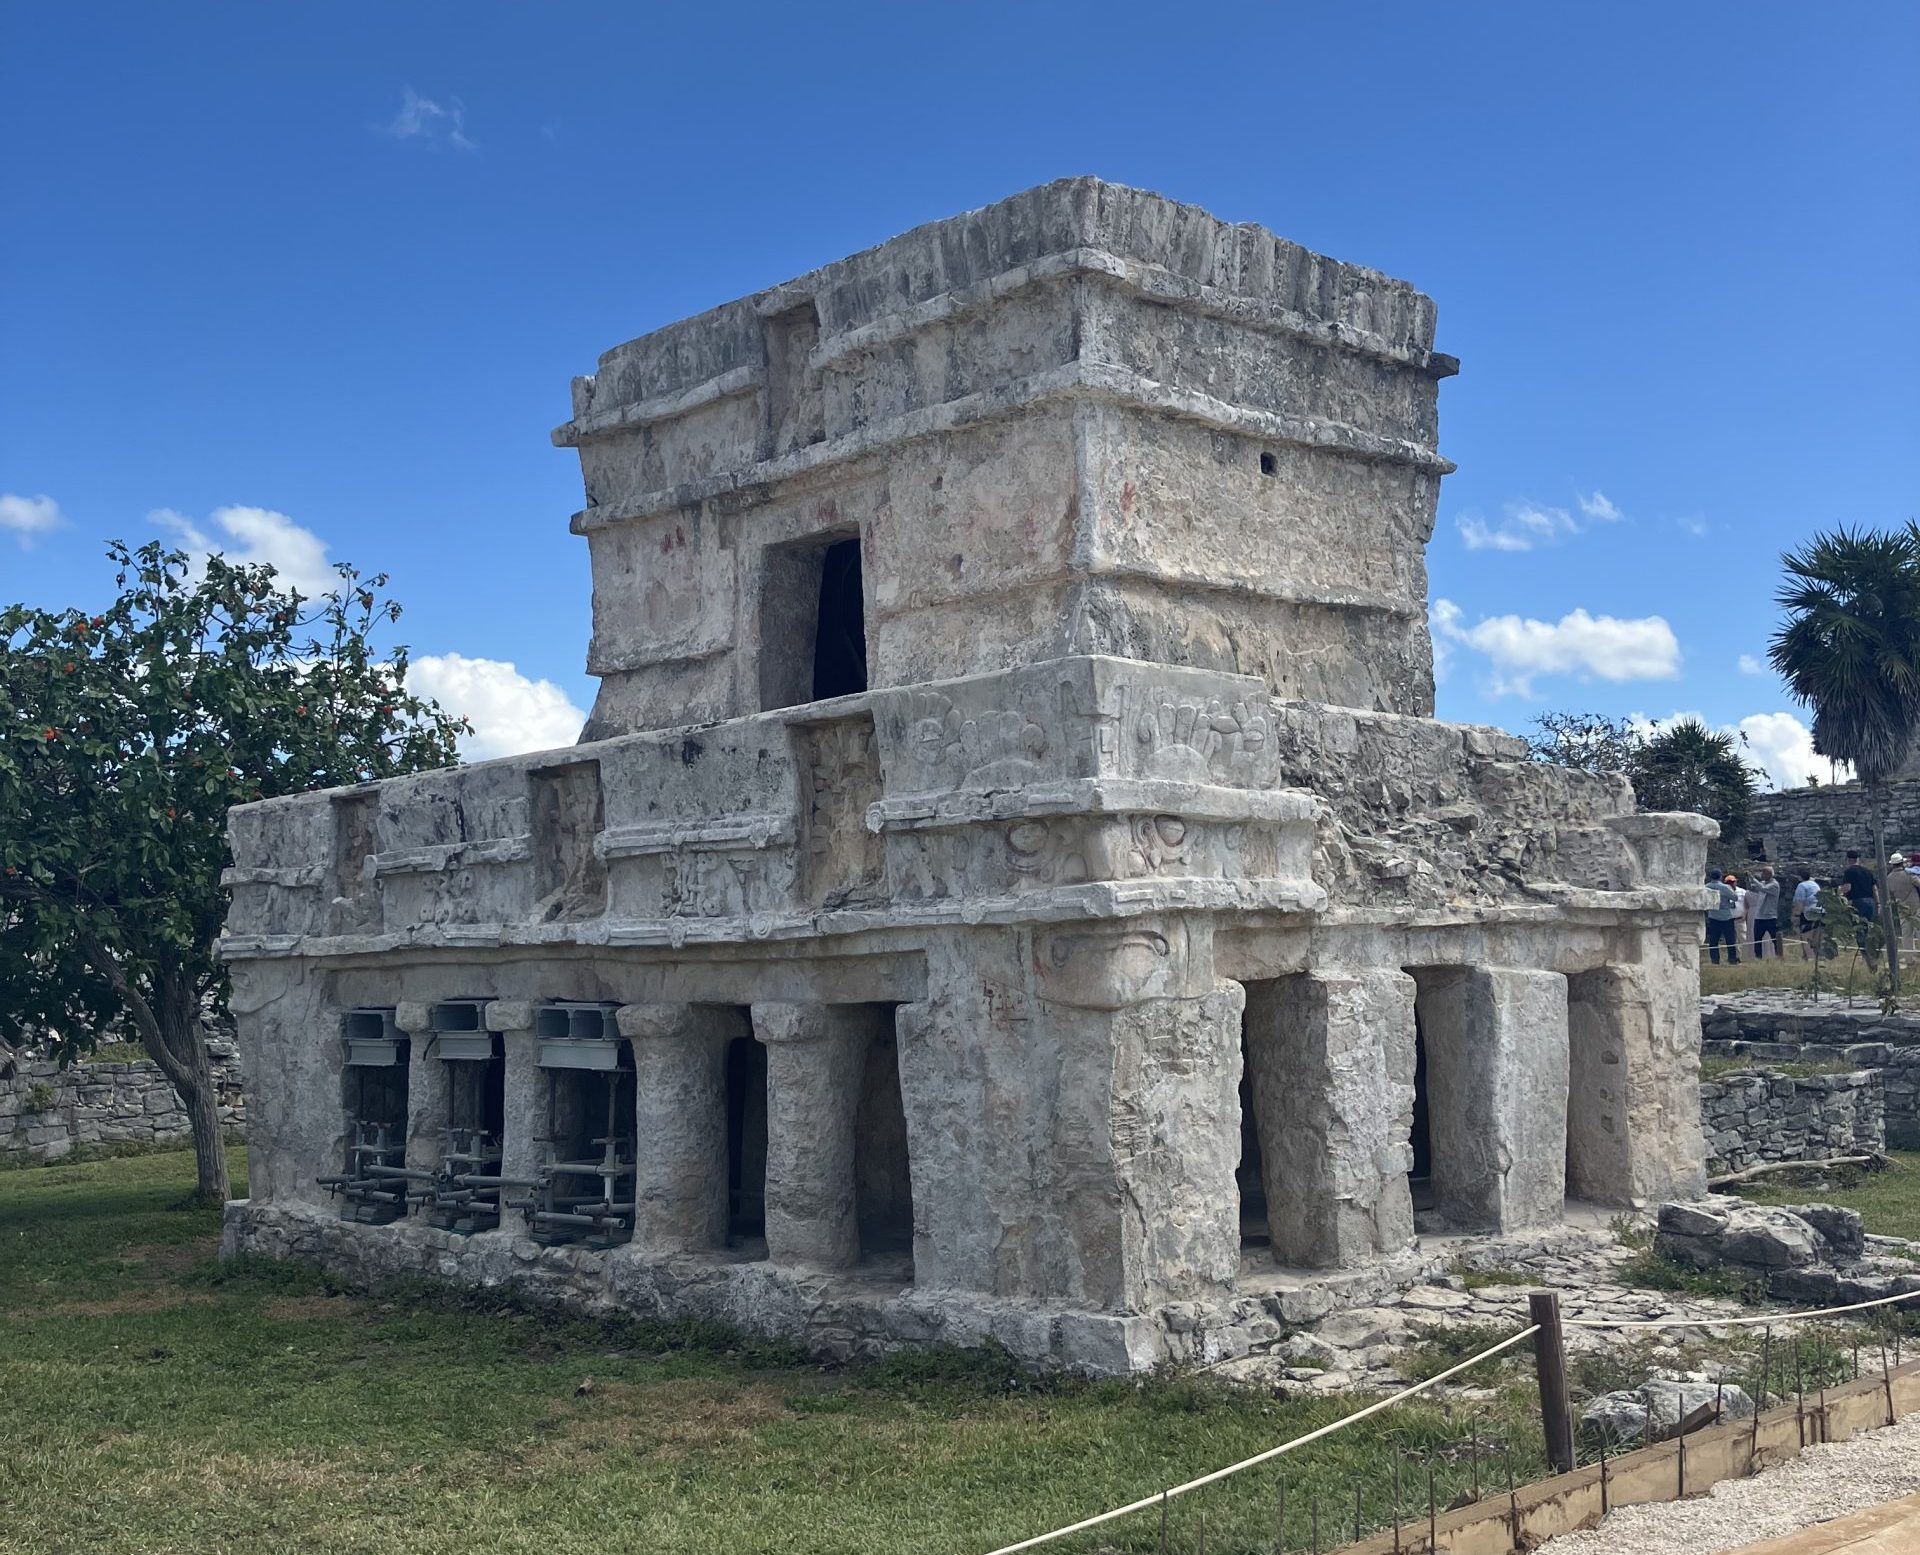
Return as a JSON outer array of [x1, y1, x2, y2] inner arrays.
[[1581, 1379, 1755, 1446], [1658, 1203, 1730, 1238], [1779, 1203, 1866, 1260]]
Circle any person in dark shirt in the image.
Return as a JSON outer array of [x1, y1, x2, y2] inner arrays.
[[1841, 849, 1879, 949]]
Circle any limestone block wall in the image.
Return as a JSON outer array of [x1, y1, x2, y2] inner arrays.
[[1746, 779, 1920, 876], [553, 179, 1457, 739], [1701, 993, 1920, 1149], [0, 1042, 245, 1165], [1697, 1067, 1885, 1175]]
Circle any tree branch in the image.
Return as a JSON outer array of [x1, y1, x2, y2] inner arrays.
[[70, 922, 196, 1097]]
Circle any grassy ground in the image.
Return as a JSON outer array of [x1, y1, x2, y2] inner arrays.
[[1697, 949, 1914, 998], [0, 1150, 1549, 1555], [1729, 1150, 1920, 1243]]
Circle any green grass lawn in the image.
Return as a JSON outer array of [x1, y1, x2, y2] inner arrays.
[[1730, 1150, 1920, 1243], [0, 1150, 1548, 1555]]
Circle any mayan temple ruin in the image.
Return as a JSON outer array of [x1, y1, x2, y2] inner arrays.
[[217, 179, 1712, 1374]]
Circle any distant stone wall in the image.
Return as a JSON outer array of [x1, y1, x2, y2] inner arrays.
[[1747, 779, 1920, 876], [1701, 992, 1920, 1150], [0, 1041, 245, 1165], [1698, 1067, 1885, 1175]]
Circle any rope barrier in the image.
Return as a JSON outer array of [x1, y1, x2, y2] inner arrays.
[[1565, 1284, 1920, 1330], [978, 1323, 1542, 1555]]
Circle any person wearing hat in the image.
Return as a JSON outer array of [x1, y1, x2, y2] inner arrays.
[[1750, 865, 1782, 959], [1888, 851, 1920, 950], [1705, 870, 1741, 964]]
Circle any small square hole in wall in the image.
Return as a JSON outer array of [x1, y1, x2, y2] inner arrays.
[[1259, 451, 1278, 477]]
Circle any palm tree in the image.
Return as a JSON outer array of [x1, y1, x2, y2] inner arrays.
[[1770, 524, 1920, 991]]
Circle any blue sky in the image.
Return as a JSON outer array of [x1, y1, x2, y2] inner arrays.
[[4, 4, 1914, 784]]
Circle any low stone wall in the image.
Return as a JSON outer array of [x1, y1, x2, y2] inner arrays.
[[1701, 991, 1920, 1149], [0, 1042, 245, 1165], [1698, 1068, 1884, 1175]]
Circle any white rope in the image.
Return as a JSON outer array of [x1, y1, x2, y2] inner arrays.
[[978, 1323, 1542, 1555], [1565, 1284, 1920, 1330]]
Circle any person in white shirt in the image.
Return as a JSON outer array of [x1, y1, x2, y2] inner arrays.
[[1793, 875, 1825, 959], [1749, 866, 1782, 959]]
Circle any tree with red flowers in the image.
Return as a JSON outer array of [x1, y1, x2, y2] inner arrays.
[[0, 541, 466, 1201]]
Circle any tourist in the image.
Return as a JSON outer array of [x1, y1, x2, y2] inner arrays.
[[1741, 868, 1763, 955], [1841, 849, 1879, 949], [1793, 873, 1826, 959], [1705, 871, 1740, 964], [1888, 852, 1920, 951], [1749, 865, 1782, 959]]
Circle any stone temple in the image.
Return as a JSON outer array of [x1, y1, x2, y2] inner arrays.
[[219, 179, 1712, 1373]]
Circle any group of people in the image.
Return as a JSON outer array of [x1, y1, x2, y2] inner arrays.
[[1704, 849, 1920, 964]]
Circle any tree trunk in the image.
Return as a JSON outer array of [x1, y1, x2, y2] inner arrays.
[[1871, 781, 1901, 996], [144, 981, 230, 1204]]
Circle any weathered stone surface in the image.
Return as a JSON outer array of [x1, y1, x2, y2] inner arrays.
[[215, 181, 1714, 1373], [0, 1039, 245, 1166], [1582, 1380, 1755, 1445]]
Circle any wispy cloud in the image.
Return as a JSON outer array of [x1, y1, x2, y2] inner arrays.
[[1633, 708, 1840, 791], [1455, 489, 1625, 552], [0, 492, 65, 547], [153, 505, 338, 598], [1431, 597, 1681, 698], [1738, 654, 1766, 676], [380, 88, 477, 152], [1676, 515, 1710, 537]]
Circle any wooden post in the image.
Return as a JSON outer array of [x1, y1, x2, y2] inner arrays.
[[1530, 1292, 1576, 1473]]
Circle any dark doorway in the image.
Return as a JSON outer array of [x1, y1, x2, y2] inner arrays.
[[812, 537, 867, 700], [1236, 1029, 1269, 1249], [854, 1019, 914, 1263], [725, 1032, 769, 1245], [1409, 1015, 1434, 1214]]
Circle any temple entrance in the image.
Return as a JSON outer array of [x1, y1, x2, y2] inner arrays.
[[726, 1028, 769, 1246], [812, 537, 867, 700], [1235, 1027, 1269, 1249], [853, 1015, 914, 1266], [1408, 1015, 1434, 1215]]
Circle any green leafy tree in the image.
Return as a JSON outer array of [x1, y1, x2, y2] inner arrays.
[[1770, 523, 1920, 990], [0, 542, 467, 1202], [1630, 720, 1756, 843], [1528, 712, 1757, 840]]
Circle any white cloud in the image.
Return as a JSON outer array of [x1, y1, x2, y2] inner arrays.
[[1432, 599, 1681, 698], [1676, 515, 1711, 537], [1738, 654, 1766, 676], [408, 653, 585, 762], [0, 492, 65, 546], [153, 505, 338, 598], [381, 88, 477, 152], [1456, 490, 1625, 552], [1631, 708, 1841, 791]]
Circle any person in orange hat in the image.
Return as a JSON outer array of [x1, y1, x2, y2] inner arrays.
[[1705, 870, 1741, 964]]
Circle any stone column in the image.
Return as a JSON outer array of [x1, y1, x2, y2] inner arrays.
[[394, 1000, 446, 1172], [1416, 967, 1569, 1232], [751, 1002, 884, 1271], [485, 1001, 541, 1190], [1567, 949, 1709, 1205], [617, 1003, 744, 1254], [1251, 969, 1417, 1268]]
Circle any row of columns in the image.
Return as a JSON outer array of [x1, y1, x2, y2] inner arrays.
[[385, 998, 902, 1273], [1245, 962, 1702, 1270]]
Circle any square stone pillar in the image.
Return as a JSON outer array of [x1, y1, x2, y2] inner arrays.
[[617, 1003, 746, 1254], [484, 1001, 541, 1189], [394, 1000, 446, 1173], [751, 1003, 889, 1271], [1249, 969, 1417, 1269], [1416, 967, 1569, 1232], [1567, 948, 1708, 1205]]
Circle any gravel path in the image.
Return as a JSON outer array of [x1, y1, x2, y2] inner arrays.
[[1541, 1412, 1920, 1554]]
